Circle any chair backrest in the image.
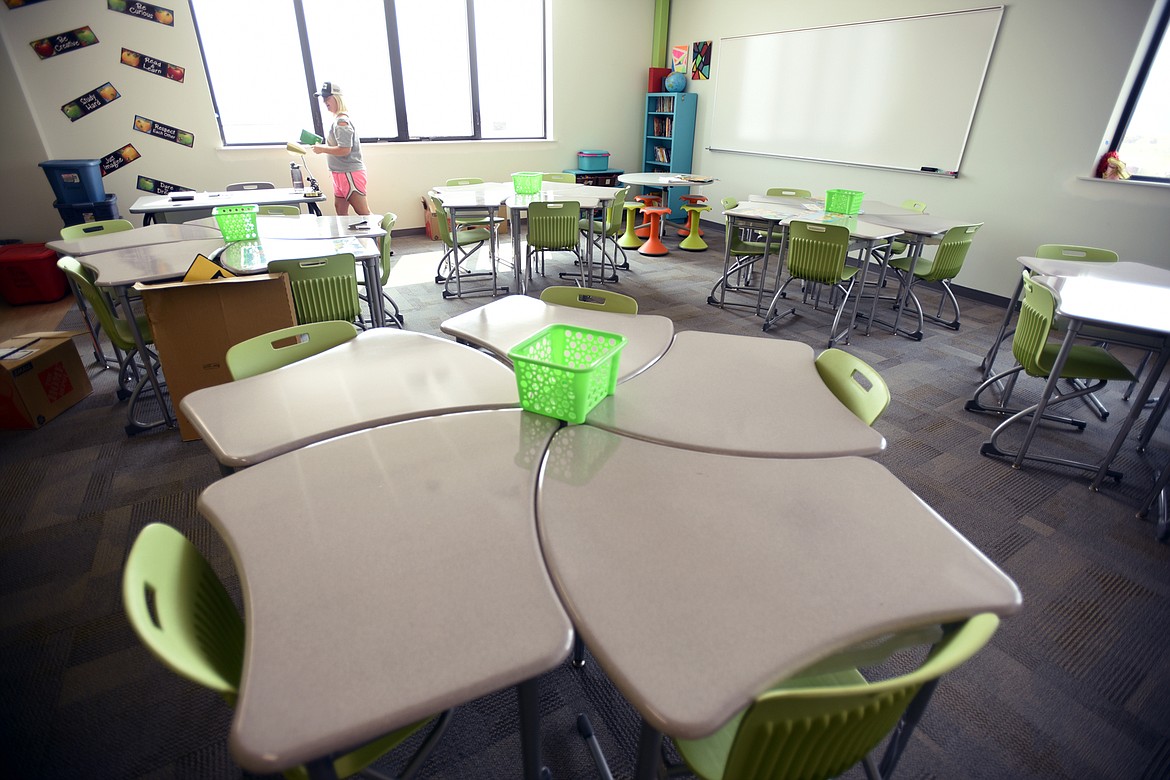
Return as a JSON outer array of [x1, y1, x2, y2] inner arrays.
[[268, 253, 361, 325], [527, 201, 581, 251], [542, 172, 577, 183], [226, 321, 359, 380], [766, 187, 812, 198], [1012, 271, 1058, 377], [786, 221, 852, 285], [378, 212, 397, 285], [918, 223, 982, 282], [1034, 244, 1118, 263], [445, 177, 484, 186], [225, 181, 274, 191], [59, 219, 134, 240], [586, 188, 629, 236], [717, 614, 999, 780], [122, 523, 244, 702], [56, 257, 143, 351], [257, 205, 301, 215], [900, 199, 928, 213], [815, 348, 891, 425], [539, 285, 638, 314], [721, 196, 739, 210]]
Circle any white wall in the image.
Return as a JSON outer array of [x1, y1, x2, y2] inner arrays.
[[0, 0, 653, 244], [667, 0, 1170, 298]]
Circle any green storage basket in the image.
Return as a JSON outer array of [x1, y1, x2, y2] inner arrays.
[[824, 189, 863, 215], [213, 204, 259, 242], [508, 324, 627, 424], [512, 172, 542, 195]]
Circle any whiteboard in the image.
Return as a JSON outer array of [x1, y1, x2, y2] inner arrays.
[[709, 7, 1004, 174]]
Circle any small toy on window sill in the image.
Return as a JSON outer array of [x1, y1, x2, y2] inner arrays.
[[1096, 151, 1131, 180]]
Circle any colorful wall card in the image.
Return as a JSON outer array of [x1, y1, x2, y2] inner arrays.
[[133, 115, 194, 147], [671, 45, 688, 73], [100, 144, 141, 176], [62, 83, 121, 122], [691, 40, 711, 80], [30, 27, 100, 60], [6, 0, 53, 8], [108, 0, 175, 26], [137, 175, 192, 195], [120, 48, 185, 82]]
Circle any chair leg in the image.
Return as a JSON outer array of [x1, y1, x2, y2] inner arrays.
[[965, 365, 1090, 429]]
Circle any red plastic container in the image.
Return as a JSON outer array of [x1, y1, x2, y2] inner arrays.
[[0, 244, 69, 305]]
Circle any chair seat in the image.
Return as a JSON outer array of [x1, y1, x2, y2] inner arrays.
[[728, 235, 782, 256], [1036, 343, 1135, 382]]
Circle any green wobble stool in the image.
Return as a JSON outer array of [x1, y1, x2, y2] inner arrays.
[[618, 201, 645, 249], [677, 194, 708, 237], [679, 203, 712, 252]]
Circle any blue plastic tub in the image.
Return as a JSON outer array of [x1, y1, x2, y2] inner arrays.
[[578, 150, 610, 172], [39, 159, 106, 205]]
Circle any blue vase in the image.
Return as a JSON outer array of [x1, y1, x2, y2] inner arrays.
[[664, 72, 686, 93]]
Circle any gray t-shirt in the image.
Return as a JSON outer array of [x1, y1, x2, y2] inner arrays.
[[325, 113, 364, 173]]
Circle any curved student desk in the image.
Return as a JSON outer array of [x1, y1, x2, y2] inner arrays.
[[180, 329, 520, 469], [536, 426, 1023, 780], [45, 223, 221, 256], [185, 213, 386, 240], [129, 187, 325, 225], [198, 409, 573, 779], [440, 294, 675, 383], [585, 331, 885, 457]]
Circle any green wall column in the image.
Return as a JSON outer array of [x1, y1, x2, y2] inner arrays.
[[651, 0, 670, 68]]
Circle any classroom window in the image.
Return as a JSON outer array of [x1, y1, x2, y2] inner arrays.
[[1105, 2, 1170, 181], [190, 0, 546, 146]]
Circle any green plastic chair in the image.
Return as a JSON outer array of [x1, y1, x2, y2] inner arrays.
[[257, 205, 301, 215], [525, 201, 582, 280], [578, 186, 630, 278], [59, 219, 134, 239], [539, 285, 638, 314], [226, 321, 359, 380], [815, 348, 891, 426], [888, 223, 982, 332], [268, 253, 362, 326], [57, 257, 160, 432], [225, 181, 274, 191], [766, 187, 812, 198], [542, 172, 577, 183], [708, 196, 785, 308], [764, 220, 860, 348], [666, 614, 1000, 780], [868, 199, 927, 266], [357, 212, 404, 327], [967, 272, 1135, 473], [429, 194, 501, 298], [122, 523, 451, 780]]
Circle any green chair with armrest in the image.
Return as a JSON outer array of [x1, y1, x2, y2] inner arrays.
[[226, 321, 359, 380], [888, 223, 982, 333], [268, 254, 362, 326], [815, 348, 891, 426], [58, 219, 135, 367], [658, 614, 1001, 780], [59, 219, 134, 239], [57, 257, 162, 434], [764, 220, 859, 348], [539, 285, 638, 314], [708, 196, 785, 308], [578, 186, 629, 278], [355, 212, 403, 327], [123, 522, 452, 780], [525, 201, 583, 281], [429, 194, 503, 298], [967, 272, 1135, 476], [257, 205, 302, 215]]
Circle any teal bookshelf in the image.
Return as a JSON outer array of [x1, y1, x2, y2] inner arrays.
[[642, 92, 697, 220]]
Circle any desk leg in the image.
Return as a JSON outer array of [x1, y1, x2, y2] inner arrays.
[[1011, 322, 1080, 470], [877, 675, 941, 777], [888, 242, 925, 341], [308, 201, 323, 217], [512, 209, 526, 295], [633, 719, 663, 780], [517, 677, 547, 780], [981, 275, 1026, 381], [119, 286, 174, 433], [1091, 346, 1170, 491], [364, 255, 385, 327]]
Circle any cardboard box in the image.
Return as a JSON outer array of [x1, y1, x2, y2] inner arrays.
[[422, 195, 439, 240], [136, 274, 296, 441], [0, 331, 93, 429]]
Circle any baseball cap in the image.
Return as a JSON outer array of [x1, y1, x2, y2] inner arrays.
[[315, 81, 342, 98]]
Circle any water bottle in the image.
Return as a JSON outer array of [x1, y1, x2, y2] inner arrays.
[[290, 162, 304, 190]]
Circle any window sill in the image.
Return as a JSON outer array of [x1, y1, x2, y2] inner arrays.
[[1076, 176, 1170, 189]]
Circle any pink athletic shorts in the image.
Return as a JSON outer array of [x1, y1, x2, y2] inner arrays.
[[330, 170, 367, 199]]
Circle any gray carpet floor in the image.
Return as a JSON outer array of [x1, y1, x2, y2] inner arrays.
[[2, 227, 1169, 779]]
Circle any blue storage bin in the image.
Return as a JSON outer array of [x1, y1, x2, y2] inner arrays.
[[40, 159, 106, 205], [578, 150, 610, 172], [54, 194, 120, 227]]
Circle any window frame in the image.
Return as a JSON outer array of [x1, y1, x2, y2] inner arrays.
[[1103, 1, 1170, 183], [190, 0, 547, 147]]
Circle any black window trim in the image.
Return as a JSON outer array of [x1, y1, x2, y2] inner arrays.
[[1106, 1, 1170, 183]]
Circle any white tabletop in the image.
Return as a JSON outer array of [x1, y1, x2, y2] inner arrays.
[[859, 211, 975, 238], [506, 185, 620, 211], [586, 332, 885, 457], [186, 214, 387, 241], [1034, 272, 1170, 335], [129, 187, 325, 215], [217, 236, 378, 274], [746, 194, 924, 218], [181, 329, 520, 468], [618, 172, 715, 187], [198, 409, 573, 774], [46, 223, 222, 257], [440, 295, 675, 383], [1018, 257, 1170, 286], [536, 426, 1023, 739], [725, 203, 900, 241], [430, 181, 516, 208], [79, 238, 227, 287]]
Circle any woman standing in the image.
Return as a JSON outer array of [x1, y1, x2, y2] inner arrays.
[[312, 81, 370, 216]]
